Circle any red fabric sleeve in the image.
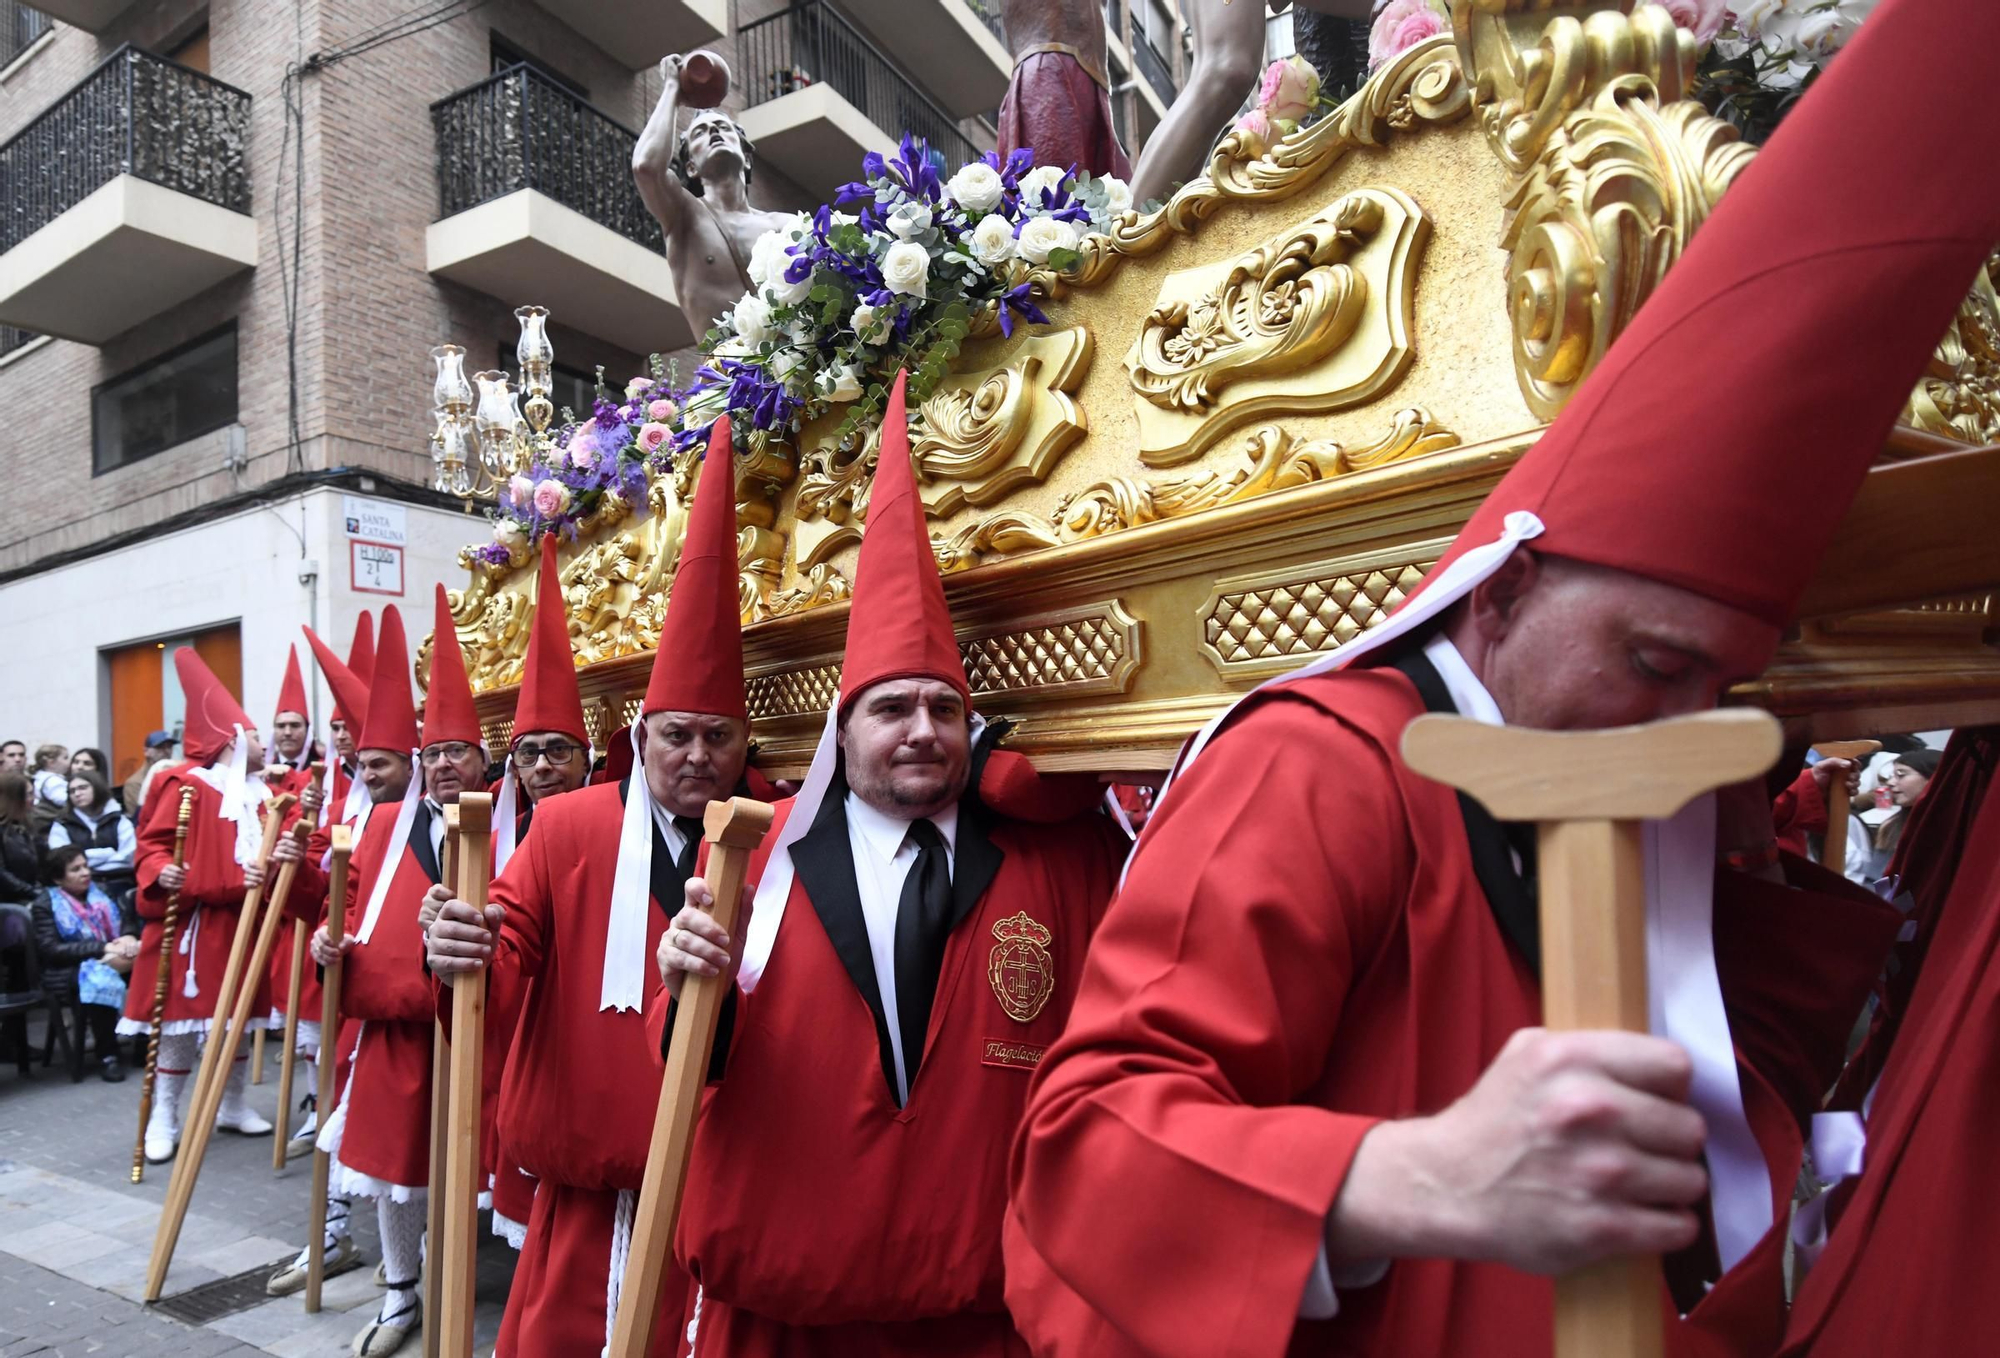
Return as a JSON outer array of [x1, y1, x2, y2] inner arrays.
[[1771, 767, 1828, 856], [1006, 693, 1409, 1358], [439, 814, 547, 1047]]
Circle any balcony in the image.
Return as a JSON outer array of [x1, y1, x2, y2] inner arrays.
[[427, 64, 691, 356], [0, 46, 256, 345], [737, 2, 982, 203], [528, 0, 726, 72], [836, 0, 1013, 119]]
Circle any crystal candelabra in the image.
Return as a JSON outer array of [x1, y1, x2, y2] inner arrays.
[[427, 305, 558, 497]]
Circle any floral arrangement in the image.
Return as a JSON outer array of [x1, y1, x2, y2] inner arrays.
[[470, 366, 678, 567], [1700, 1, 1877, 141], [1367, 0, 1452, 72], [471, 135, 1132, 561]]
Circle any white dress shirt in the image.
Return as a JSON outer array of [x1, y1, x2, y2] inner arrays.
[[648, 800, 696, 873], [423, 796, 448, 866], [843, 792, 958, 1104], [1299, 635, 1497, 1320]]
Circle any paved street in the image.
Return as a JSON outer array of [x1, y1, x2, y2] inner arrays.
[[0, 1020, 514, 1357]]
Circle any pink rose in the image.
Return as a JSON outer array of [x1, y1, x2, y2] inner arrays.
[[625, 376, 652, 401], [1369, 0, 1449, 70], [1256, 54, 1319, 125], [507, 472, 534, 506], [569, 442, 597, 470], [1661, 0, 1728, 46], [647, 398, 678, 423], [1234, 108, 1273, 152], [531, 479, 570, 518], [638, 422, 672, 453]]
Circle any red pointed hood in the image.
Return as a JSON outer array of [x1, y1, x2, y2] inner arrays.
[[347, 612, 375, 704], [642, 416, 747, 722], [838, 372, 965, 709], [302, 625, 369, 736], [274, 645, 308, 725], [1428, 0, 2000, 628], [357, 605, 419, 755], [423, 584, 485, 749], [175, 647, 255, 765], [513, 534, 590, 748]]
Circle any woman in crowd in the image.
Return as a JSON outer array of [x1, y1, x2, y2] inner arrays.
[[29, 745, 69, 834], [1874, 747, 1942, 866], [47, 770, 136, 901], [31, 844, 139, 1081], [0, 771, 39, 906], [69, 748, 109, 781]]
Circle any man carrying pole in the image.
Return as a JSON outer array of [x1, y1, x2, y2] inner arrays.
[[1002, 1, 2000, 1353], [120, 648, 287, 1164]]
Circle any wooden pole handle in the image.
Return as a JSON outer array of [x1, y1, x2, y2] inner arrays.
[[273, 926, 307, 1170], [133, 787, 197, 1185], [608, 796, 775, 1358], [440, 794, 493, 1358], [146, 818, 310, 1302], [190, 794, 298, 1126], [306, 826, 353, 1314], [426, 807, 463, 1358]]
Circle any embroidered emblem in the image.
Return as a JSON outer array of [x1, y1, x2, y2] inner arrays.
[[982, 1038, 1049, 1071], [988, 910, 1056, 1022]]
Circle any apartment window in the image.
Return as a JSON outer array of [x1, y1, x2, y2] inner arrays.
[[491, 34, 586, 100], [92, 324, 239, 474], [1141, 0, 1175, 52], [0, 2, 50, 69], [1108, 53, 1131, 150], [1265, 13, 1297, 62]]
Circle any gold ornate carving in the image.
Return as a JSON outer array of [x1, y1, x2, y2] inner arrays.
[[913, 328, 1093, 515], [1126, 189, 1431, 466], [932, 511, 1065, 574], [764, 563, 852, 619], [1503, 74, 1753, 418], [1058, 409, 1460, 539], [1200, 556, 1440, 673], [1906, 250, 2000, 446]]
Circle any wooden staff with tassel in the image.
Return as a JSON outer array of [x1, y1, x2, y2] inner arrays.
[[424, 805, 463, 1358], [608, 796, 773, 1358], [273, 764, 327, 1170], [131, 786, 197, 1185], [146, 808, 305, 1301], [304, 824, 353, 1314]]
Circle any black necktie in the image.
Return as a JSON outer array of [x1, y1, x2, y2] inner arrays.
[[893, 818, 953, 1099], [672, 816, 703, 882]]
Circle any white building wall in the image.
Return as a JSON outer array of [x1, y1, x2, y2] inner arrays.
[[0, 485, 481, 755]]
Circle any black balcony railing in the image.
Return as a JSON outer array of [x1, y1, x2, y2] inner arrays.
[[739, 1, 977, 172], [432, 62, 662, 251], [0, 45, 250, 254], [1134, 30, 1175, 106], [0, 1, 49, 69], [960, 0, 1005, 44]]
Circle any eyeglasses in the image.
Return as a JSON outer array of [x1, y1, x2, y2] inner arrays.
[[420, 742, 479, 765], [513, 741, 580, 767]]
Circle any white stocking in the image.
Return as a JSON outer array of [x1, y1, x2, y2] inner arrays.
[[376, 1196, 425, 1321]]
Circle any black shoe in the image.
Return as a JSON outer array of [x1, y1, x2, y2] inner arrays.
[[100, 1055, 126, 1083]]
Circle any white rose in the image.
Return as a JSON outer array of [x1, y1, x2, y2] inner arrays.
[[766, 268, 812, 307], [730, 292, 773, 343], [1016, 215, 1079, 266], [825, 362, 863, 402], [946, 161, 1004, 213], [1017, 164, 1065, 202], [852, 302, 893, 345], [746, 229, 789, 288], [768, 346, 812, 387], [880, 240, 930, 299], [888, 201, 933, 239], [969, 213, 1017, 266], [493, 519, 525, 545], [1100, 175, 1133, 216]]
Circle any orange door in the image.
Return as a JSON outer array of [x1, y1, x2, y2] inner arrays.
[[105, 642, 164, 784]]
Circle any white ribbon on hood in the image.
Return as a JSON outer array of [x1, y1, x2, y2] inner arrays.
[[602, 724, 657, 1012], [355, 752, 422, 945], [492, 754, 519, 877]]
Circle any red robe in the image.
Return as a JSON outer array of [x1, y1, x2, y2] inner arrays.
[[1004, 666, 1898, 1358], [120, 764, 297, 1033], [1778, 727, 2000, 1356], [462, 780, 692, 1358], [263, 765, 324, 1031], [318, 800, 445, 1192], [652, 792, 1126, 1356]]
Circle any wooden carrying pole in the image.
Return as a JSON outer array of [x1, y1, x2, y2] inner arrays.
[[439, 794, 493, 1358], [271, 764, 326, 1168], [1401, 708, 1783, 1358], [146, 813, 310, 1302], [181, 794, 296, 1147], [305, 825, 354, 1314], [1814, 740, 1881, 875], [132, 786, 197, 1184], [425, 806, 463, 1358], [608, 796, 774, 1358]]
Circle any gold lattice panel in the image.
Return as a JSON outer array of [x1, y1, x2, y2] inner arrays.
[[480, 717, 515, 752], [747, 664, 844, 721], [1201, 559, 1436, 672], [620, 698, 644, 726]]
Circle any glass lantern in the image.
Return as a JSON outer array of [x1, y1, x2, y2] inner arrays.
[[472, 370, 522, 478], [431, 344, 473, 416], [513, 305, 555, 435]]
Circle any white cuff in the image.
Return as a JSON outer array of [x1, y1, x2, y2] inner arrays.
[[1299, 1244, 1390, 1320]]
